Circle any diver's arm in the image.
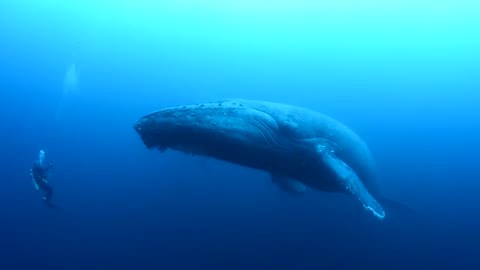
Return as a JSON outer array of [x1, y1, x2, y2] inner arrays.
[[46, 162, 54, 170]]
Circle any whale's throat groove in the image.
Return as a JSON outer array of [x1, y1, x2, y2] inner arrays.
[[250, 117, 292, 152]]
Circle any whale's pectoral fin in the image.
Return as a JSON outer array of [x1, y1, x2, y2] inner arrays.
[[271, 174, 307, 194], [317, 142, 385, 219]]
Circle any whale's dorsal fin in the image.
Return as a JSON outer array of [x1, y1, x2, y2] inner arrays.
[[316, 141, 385, 219], [271, 174, 307, 194]]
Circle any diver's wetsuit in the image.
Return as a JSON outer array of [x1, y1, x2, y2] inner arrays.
[[31, 162, 54, 205]]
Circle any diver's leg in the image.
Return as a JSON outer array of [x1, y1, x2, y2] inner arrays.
[[42, 185, 53, 203]]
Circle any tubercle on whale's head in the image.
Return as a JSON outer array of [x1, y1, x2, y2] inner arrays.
[[133, 118, 157, 149], [133, 101, 265, 154]]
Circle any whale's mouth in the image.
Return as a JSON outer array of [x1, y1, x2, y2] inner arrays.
[[134, 120, 160, 150], [134, 121, 142, 134]]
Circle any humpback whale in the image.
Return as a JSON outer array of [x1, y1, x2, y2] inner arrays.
[[134, 99, 388, 219]]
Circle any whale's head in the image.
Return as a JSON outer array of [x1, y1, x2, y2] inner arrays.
[[134, 100, 278, 156]]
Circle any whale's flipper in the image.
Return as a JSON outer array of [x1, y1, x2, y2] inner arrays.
[[271, 174, 307, 194], [317, 142, 385, 219]]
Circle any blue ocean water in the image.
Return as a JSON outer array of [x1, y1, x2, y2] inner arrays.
[[1, 1, 479, 269]]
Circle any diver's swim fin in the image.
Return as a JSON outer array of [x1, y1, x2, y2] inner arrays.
[[43, 199, 57, 209]]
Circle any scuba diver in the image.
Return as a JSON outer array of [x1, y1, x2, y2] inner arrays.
[[29, 150, 55, 207]]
